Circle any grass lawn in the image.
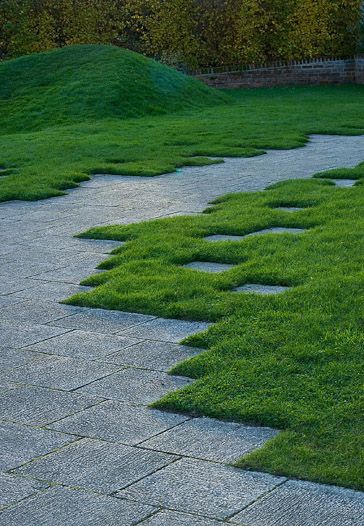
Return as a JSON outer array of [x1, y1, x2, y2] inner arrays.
[[66, 168, 364, 491], [2, 45, 364, 201]]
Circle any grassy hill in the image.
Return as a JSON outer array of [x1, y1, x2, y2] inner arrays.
[[0, 44, 227, 133]]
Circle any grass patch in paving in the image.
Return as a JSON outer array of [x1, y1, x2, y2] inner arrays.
[[2, 45, 364, 201], [66, 169, 364, 491]]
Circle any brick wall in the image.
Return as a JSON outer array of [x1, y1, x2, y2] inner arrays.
[[193, 58, 361, 89]]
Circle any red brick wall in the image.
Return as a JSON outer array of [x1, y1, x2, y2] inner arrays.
[[193, 58, 358, 89]]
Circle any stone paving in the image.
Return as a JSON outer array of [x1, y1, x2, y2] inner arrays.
[[1, 135, 364, 524]]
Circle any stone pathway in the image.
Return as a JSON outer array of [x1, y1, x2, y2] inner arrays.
[[1, 135, 364, 525]]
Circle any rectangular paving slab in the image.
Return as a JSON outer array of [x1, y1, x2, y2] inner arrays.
[[8, 354, 121, 391], [102, 340, 202, 371], [50, 307, 156, 334], [26, 330, 141, 360], [0, 486, 156, 526], [12, 281, 91, 301], [184, 261, 235, 273], [0, 473, 46, 510], [0, 321, 69, 349], [1, 384, 101, 425], [204, 234, 246, 242], [77, 368, 192, 405], [233, 284, 290, 295], [140, 510, 224, 525], [118, 457, 285, 519], [331, 178, 357, 187], [0, 421, 76, 471], [0, 299, 81, 325], [49, 400, 190, 445], [244, 227, 306, 237], [15, 437, 178, 494], [231, 479, 364, 526], [0, 348, 45, 369], [141, 417, 278, 462], [118, 317, 211, 343]]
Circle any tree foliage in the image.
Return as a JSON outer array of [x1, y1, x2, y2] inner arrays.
[[0, 0, 361, 67]]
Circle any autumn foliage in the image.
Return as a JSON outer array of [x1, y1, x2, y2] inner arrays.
[[0, 0, 362, 67]]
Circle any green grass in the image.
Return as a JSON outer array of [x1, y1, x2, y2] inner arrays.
[[66, 171, 364, 491], [2, 45, 364, 201]]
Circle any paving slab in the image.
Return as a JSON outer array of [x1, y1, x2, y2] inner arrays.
[[231, 479, 364, 526], [118, 317, 211, 343], [102, 340, 201, 371], [50, 400, 189, 445], [233, 284, 290, 295], [331, 178, 357, 187], [11, 281, 91, 301], [32, 264, 105, 285], [77, 367, 192, 404], [0, 486, 156, 526], [141, 417, 278, 462], [118, 457, 285, 519], [1, 384, 101, 425], [245, 227, 306, 237], [275, 207, 305, 212], [184, 261, 235, 273], [50, 307, 156, 334], [139, 510, 223, 525], [0, 473, 46, 510], [0, 421, 75, 471], [7, 354, 121, 391], [26, 330, 141, 360], [0, 299, 81, 324], [15, 437, 178, 494], [204, 234, 246, 242], [0, 321, 69, 349], [0, 348, 45, 369]]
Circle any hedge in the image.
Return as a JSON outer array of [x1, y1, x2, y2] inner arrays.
[[0, 0, 362, 68]]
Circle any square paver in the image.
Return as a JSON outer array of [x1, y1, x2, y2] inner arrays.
[[118, 457, 285, 519], [184, 261, 235, 273], [15, 438, 178, 493], [233, 284, 290, 295], [33, 265, 105, 285], [0, 299, 81, 325], [231, 479, 364, 526], [77, 368, 192, 404], [140, 510, 223, 525], [8, 354, 121, 390], [103, 341, 202, 371], [118, 317, 211, 343], [0, 421, 75, 470], [0, 486, 156, 525], [50, 308, 156, 334], [141, 417, 278, 462], [0, 321, 69, 349], [50, 400, 189, 445], [26, 330, 141, 360], [0, 473, 46, 510], [1, 384, 101, 425], [204, 234, 246, 242]]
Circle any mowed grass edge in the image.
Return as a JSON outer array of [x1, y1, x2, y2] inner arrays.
[[65, 166, 364, 491]]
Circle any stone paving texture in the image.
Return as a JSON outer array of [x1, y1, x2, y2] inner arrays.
[[1, 135, 364, 524], [233, 284, 291, 295]]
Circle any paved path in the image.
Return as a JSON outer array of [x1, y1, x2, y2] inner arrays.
[[1, 135, 364, 525]]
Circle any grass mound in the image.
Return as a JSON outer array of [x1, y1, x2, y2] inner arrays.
[[0, 44, 227, 134]]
